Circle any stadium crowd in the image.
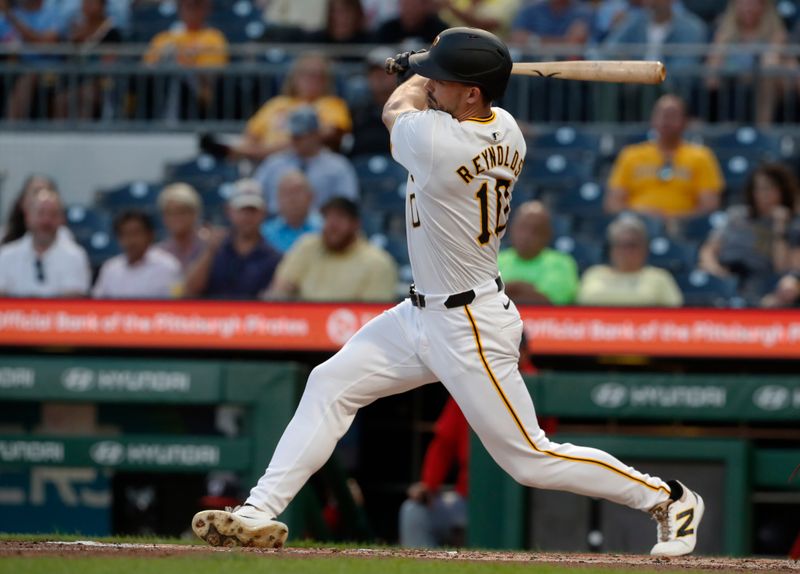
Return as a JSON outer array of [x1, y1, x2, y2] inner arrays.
[[1, 0, 800, 307]]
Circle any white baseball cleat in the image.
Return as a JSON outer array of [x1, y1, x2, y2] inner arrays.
[[649, 480, 704, 557], [192, 505, 288, 548]]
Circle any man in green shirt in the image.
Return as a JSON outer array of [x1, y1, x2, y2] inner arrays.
[[498, 201, 578, 305]]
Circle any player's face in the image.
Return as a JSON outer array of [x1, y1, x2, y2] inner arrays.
[[424, 78, 471, 117], [117, 219, 153, 264]]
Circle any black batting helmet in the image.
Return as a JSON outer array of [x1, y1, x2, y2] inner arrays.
[[409, 27, 512, 102]]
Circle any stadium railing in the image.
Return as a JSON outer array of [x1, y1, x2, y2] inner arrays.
[[0, 43, 799, 128]]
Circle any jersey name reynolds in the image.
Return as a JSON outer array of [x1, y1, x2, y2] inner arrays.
[[455, 144, 525, 184]]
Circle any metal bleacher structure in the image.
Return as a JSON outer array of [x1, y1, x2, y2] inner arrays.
[[2, 0, 800, 306]]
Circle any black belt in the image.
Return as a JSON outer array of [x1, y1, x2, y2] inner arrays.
[[410, 277, 504, 309]]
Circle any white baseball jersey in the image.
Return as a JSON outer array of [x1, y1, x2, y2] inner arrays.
[[390, 107, 527, 294]]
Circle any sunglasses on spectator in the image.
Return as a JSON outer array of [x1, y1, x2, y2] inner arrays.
[[35, 257, 45, 283], [611, 241, 644, 249]]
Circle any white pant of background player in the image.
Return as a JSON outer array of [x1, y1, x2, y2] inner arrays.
[[247, 280, 675, 524]]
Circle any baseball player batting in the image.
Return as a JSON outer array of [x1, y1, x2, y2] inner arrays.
[[192, 27, 703, 557]]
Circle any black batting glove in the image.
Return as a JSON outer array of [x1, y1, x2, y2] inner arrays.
[[385, 49, 427, 84]]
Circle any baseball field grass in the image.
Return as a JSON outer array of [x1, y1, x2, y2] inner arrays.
[[1, 534, 796, 574]]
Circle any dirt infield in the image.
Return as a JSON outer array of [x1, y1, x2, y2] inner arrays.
[[0, 540, 798, 572]]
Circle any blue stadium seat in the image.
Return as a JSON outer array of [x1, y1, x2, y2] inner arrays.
[[531, 126, 601, 153], [352, 154, 408, 202], [80, 229, 121, 269], [648, 236, 696, 275], [549, 181, 604, 218], [676, 270, 739, 307], [130, 1, 176, 42], [705, 126, 784, 159], [65, 205, 112, 245], [678, 211, 728, 242], [716, 150, 758, 202], [369, 232, 408, 266], [525, 151, 596, 195], [164, 154, 240, 195], [96, 181, 163, 213], [552, 236, 602, 272]]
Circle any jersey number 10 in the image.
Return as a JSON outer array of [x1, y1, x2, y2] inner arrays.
[[476, 177, 512, 245]]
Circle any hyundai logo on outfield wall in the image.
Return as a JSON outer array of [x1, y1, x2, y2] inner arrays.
[[752, 385, 794, 411], [90, 441, 125, 466], [61, 368, 95, 392], [591, 383, 628, 408]]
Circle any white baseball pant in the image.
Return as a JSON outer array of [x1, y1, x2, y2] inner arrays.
[[246, 278, 671, 517]]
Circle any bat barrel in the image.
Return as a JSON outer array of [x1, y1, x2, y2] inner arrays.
[[511, 61, 666, 85]]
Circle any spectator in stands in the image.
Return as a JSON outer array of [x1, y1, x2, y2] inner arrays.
[[705, 0, 790, 125], [497, 201, 579, 305], [92, 210, 182, 299], [265, 197, 397, 301], [230, 52, 352, 162], [348, 47, 396, 157], [577, 214, 683, 306], [53, 0, 123, 120], [437, 0, 521, 39], [591, 0, 645, 43], [0, 0, 64, 119], [377, 0, 447, 44], [399, 397, 468, 548], [1, 174, 58, 245], [45, 0, 129, 36], [605, 94, 724, 220], [254, 106, 359, 214], [603, 0, 707, 70], [143, 0, 228, 120], [510, 0, 592, 47], [260, 170, 322, 254], [0, 188, 91, 297], [156, 182, 208, 271], [361, 0, 398, 30], [184, 179, 281, 299], [306, 0, 373, 48], [699, 162, 800, 299], [761, 271, 800, 307], [143, 0, 227, 68], [256, 0, 327, 34]]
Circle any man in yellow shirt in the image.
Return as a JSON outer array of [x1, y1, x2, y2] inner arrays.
[[143, 0, 228, 68], [265, 197, 397, 302], [605, 95, 723, 220], [437, 0, 521, 39]]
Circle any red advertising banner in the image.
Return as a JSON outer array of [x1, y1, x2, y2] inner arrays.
[[0, 299, 799, 358]]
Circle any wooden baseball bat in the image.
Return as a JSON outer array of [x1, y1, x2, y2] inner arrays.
[[511, 60, 666, 85]]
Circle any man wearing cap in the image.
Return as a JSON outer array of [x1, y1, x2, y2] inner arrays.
[[184, 179, 281, 299], [253, 106, 359, 214], [265, 197, 397, 301]]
